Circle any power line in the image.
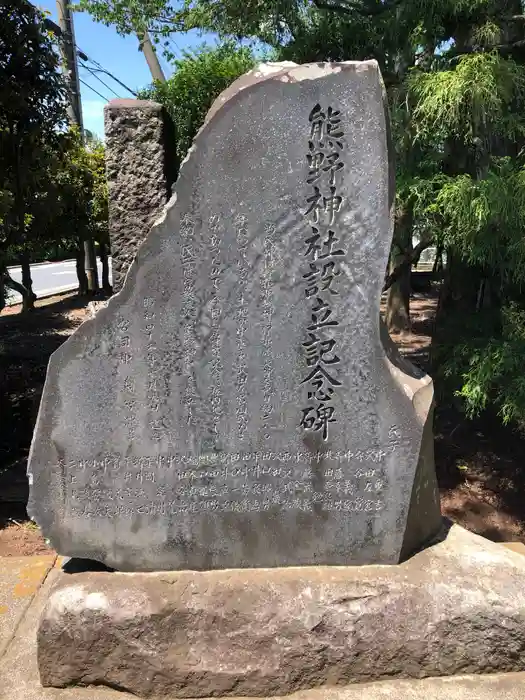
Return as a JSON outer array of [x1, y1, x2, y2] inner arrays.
[[169, 38, 183, 57], [79, 77, 111, 102], [56, 0, 99, 292], [56, 0, 83, 132], [84, 58, 138, 96], [77, 47, 138, 96], [83, 58, 137, 96], [80, 62, 121, 98], [33, 0, 137, 97], [31, 2, 134, 96]]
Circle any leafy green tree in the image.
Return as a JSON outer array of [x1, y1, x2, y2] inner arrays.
[[43, 129, 110, 296], [0, 2, 68, 311], [79, 0, 525, 428], [140, 42, 255, 162], [87, 138, 112, 293]]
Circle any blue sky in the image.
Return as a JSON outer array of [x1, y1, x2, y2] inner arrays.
[[37, 1, 213, 136]]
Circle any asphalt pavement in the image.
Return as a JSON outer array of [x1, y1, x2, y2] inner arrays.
[[6, 259, 111, 305]]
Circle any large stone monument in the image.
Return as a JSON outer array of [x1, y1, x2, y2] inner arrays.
[[29, 61, 525, 700], [27, 60, 441, 572]]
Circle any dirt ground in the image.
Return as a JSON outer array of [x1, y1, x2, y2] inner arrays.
[[390, 290, 525, 543], [0, 292, 92, 556], [1, 286, 524, 556]]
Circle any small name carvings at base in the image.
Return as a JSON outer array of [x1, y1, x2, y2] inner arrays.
[[63, 447, 392, 519], [61, 440, 398, 475], [70, 496, 385, 519]]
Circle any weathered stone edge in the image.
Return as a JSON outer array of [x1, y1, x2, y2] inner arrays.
[[27, 62, 434, 562]]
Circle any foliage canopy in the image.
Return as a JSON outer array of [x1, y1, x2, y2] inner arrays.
[[140, 42, 255, 162], [0, 3, 108, 308], [78, 0, 525, 427]]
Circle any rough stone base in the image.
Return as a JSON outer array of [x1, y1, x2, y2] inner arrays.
[[38, 525, 525, 698]]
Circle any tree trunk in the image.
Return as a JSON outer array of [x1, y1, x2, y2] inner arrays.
[[3, 271, 32, 312], [99, 241, 112, 295], [386, 259, 411, 332], [440, 247, 484, 313], [0, 270, 5, 314], [385, 206, 413, 333], [84, 237, 99, 293], [76, 244, 89, 296], [19, 251, 36, 311], [433, 245, 443, 273]]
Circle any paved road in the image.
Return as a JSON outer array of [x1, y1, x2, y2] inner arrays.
[[6, 259, 111, 305]]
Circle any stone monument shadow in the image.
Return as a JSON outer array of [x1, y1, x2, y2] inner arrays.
[[61, 558, 114, 574]]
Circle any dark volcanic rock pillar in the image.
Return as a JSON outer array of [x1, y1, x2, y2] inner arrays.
[[104, 99, 177, 292]]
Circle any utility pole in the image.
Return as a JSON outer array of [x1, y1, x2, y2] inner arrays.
[[56, 0, 99, 294], [139, 30, 166, 82]]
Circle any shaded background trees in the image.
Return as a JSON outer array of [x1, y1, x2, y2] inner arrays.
[[0, 3, 110, 311], [140, 42, 255, 162], [5, 0, 525, 430], [0, 1, 67, 310]]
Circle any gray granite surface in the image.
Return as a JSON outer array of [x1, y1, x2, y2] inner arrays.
[[27, 61, 441, 571]]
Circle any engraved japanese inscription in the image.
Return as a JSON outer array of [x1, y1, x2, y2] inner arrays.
[[300, 104, 346, 441], [27, 61, 441, 572]]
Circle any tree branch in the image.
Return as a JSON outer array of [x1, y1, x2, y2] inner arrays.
[[3, 271, 31, 303], [312, 0, 401, 17], [312, 1, 356, 16], [383, 240, 432, 292], [449, 39, 525, 57], [499, 39, 525, 52]]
